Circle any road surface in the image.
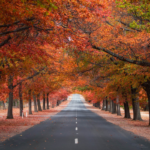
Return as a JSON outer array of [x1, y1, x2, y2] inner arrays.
[[1, 94, 150, 150]]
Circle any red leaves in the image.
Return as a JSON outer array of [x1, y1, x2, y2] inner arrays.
[[0, 99, 70, 142]]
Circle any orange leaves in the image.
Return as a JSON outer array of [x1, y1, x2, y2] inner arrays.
[[0, 0, 110, 106], [0, 84, 8, 102]]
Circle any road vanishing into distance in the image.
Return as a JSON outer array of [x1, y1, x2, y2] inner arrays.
[[1, 94, 150, 150]]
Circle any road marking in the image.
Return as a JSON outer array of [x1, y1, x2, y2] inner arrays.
[[76, 122, 77, 124], [76, 133, 78, 134], [75, 127, 78, 130], [75, 138, 78, 144]]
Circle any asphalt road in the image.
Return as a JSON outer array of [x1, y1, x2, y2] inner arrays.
[[1, 94, 150, 150]]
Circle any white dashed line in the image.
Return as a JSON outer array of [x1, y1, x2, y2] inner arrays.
[[75, 127, 78, 131], [75, 138, 78, 144], [76, 122, 77, 124]]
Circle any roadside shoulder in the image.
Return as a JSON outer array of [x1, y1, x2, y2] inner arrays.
[[84, 101, 150, 142]]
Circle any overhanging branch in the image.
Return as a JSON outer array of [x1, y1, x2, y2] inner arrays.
[[92, 45, 150, 67], [13, 67, 46, 88]]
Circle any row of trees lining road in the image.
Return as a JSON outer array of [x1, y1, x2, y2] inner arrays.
[[1, 0, 96, 119], [0, 0, 150, 126], [63, 0, 149, 124], [68, 0, 150, 126]]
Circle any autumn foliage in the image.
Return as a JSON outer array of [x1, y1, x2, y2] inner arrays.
[[0, 0, 150, 127]]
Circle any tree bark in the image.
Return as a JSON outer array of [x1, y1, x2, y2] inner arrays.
[[109, 100, 113, 113], [7, 75, 14, 119], [96, 102, 100, 109], [106, 98, 109, 111], [47, 93, 49, 109], [93, 103, 95, 107], [144, 105, 149, 111], [131, 87, 142, 120], [37, 93, 42, 111], [57, 100, 59, 106], [142, 80, 150, 125], [43, 92, 46, 110], [99, 101, 101, 109], [52, 100, 55, 108], [112, 100, 117, 114], [102, 100, 106, 110], [124, 101, 131, 118], [116, 95, 121, 116], [3, 101, 6, 110], [19, 83, 23, 117], [28, 90, 32, 114], [33, 94, 38, 112]]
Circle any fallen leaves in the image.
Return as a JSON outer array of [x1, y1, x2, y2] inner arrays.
[[0, 99, 70, 142], [86, 102, 150, 141]]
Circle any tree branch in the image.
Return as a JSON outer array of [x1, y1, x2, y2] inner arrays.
[[0, 18, 34, 28], [0, 26, 30, 36], [13, 67, 46, 88], [117, 20, 141, 32], [92, 45, 150, 67], [0, 36, 11, 48]]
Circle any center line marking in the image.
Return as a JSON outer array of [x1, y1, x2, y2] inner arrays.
[[75, 138, 78, 144], [76, 122, 77, 124], [75, 127, 78, 130]]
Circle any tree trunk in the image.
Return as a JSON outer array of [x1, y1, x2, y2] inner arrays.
[[144, 105, 149, 111], [37, 94, 42, 111], [57, 100, 59, 106], [28, 90, 32, 114], [99, 101, 101, 109], [112, 100, 117, 114], [106, 98, 109, 111], [3, 101, 6, 110], [131, 87, 142, 120], [116, 95, 121, 116], [7, 75, 14, 119], [94, 102, 100, 108], [142, 80, 150, 125], [93, 103, 95, 107], [47, 93, 49, 109], [102, 100, 106, 110], [33, 94, 38, 112], [52, 102, 55, 108], [109, 100, 113, 113], [43, 92, 46, 110], [124, 101, 131, 118], [19, 83, 23, 117], [15, 100, 17, 108]]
